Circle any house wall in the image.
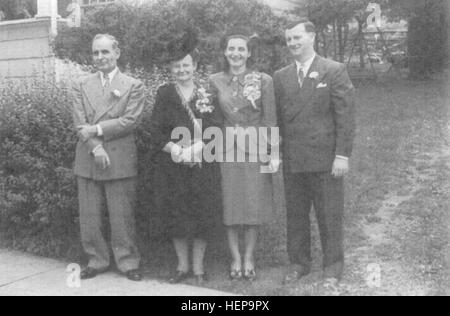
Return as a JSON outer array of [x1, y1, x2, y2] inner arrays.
[[0, 18, 55, 80]]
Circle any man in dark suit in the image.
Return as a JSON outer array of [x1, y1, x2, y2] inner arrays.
[[73, 34, 146, 281], [273, 19, 355, 283]]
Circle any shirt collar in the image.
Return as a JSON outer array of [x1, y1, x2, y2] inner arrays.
[[226, 68, 251, 85], [295, 53, 316, 76], [99, 67, 119, 87]]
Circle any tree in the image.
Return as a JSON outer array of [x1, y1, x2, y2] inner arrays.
[[0, 0, 36, 20], [293, 0, 376, 63], [53, 0, 288, 74], [388, 0, 448, 78]]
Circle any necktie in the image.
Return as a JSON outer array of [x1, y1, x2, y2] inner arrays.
[[298, 66, 305, 88], [103, 73, 110, 95]]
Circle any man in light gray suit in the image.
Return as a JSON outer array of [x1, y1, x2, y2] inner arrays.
[[73, 34, 145, 281]]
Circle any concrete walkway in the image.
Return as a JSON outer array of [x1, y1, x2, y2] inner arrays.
[[0, 249, 233, 296]]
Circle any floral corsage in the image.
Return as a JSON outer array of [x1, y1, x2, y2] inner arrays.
[[195, 86, 215, 114], [243, 72, 262, 109]]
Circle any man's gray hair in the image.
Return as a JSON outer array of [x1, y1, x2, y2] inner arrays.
[[92, 34, 120, 50]]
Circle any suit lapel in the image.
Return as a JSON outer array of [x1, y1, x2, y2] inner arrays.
[[83, 73, 105, 116], [299, 55, 321, 106], [283, 64, 304, 121], [285, 55, 324, 122], [94, 71, 130, 123]]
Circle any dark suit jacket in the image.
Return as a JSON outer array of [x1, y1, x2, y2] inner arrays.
[[273, 55, 355, 173], [72, 71, 146, 181]]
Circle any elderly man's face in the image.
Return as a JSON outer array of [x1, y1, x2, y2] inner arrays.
[[92, 37, 120, 74]]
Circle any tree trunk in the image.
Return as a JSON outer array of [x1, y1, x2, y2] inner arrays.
[[337, 18, 344, 62], [407, 0, 446, 79], [333, 20, 337, 60], [321, 30, 328, 58], [358, 19, 365, 69]]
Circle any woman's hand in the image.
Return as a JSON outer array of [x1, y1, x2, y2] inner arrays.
[[169, 143, 183, 163], [268, 158, 281, 173], [180, 142, 204, 163]]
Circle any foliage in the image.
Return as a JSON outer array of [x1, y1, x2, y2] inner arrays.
[[0, 0, 36, 20], [0, 80, 79, 257], [403, 0, 447, 78], [53, 0, 288, 75], [0, 67, 216, 259]]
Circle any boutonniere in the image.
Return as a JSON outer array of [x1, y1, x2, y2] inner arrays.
[[243, 72, 262, 109], [195, 86, 215, 114], [309, 71, 319, 80], [112, 89, 121, 98]]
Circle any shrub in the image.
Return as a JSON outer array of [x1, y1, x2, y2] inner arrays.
[[53, 0, 289, 75], [0, 67, 225, 259], [0, 81, 80, 258]]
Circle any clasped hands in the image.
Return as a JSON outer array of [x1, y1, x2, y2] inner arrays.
[[77, 125, 110, 170], [77, 125, 98, 143], [171, 142, 204, 168]]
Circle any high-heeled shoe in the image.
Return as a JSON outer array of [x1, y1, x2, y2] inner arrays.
[[229, 269, 243, 281], [168, 271, 191, 284], [244, 269, 257, 282], [194, 274, 208, 286]]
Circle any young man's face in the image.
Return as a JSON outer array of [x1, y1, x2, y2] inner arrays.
[[285, 23, 315, 59], [92, 37, 120, 74]]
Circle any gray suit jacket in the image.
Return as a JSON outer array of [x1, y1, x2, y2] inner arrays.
[[274, 55, 355, 173], [72, 71, 146, 181]]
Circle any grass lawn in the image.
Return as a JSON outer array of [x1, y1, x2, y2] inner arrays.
[[138, 75, 450, 296]]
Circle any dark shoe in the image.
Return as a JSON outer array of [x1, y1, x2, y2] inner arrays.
[[282, 265, 310, 285], [126, 269, 143, 282], [169, 271, 191, 284], [80, 267, 108, 280], [229, 269, 243, 281], [323, 262, 344, 281], [194, 274, 208, 286], [244, 269, 257, 282]]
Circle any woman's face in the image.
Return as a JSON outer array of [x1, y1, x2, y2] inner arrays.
[[170, 54, 196, 83], [224, 37, 251, 69]]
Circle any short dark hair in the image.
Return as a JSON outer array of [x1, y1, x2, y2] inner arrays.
[[286, 18, 316, 34]]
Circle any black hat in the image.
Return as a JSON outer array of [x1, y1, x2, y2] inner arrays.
[[166, 27, 199, 63]]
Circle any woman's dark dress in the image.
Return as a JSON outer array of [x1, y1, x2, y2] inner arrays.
[[147, 83, 222, 240]]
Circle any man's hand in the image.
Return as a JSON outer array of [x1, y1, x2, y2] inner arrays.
[[77, 125, 98, 143], [331, 156, 349, 178], [93, 146, 111, 170]]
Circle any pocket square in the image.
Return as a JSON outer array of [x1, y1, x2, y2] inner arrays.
[[317, 83, 328, 88]]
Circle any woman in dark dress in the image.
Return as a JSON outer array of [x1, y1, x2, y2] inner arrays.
[[147, 34, 222, 285]]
